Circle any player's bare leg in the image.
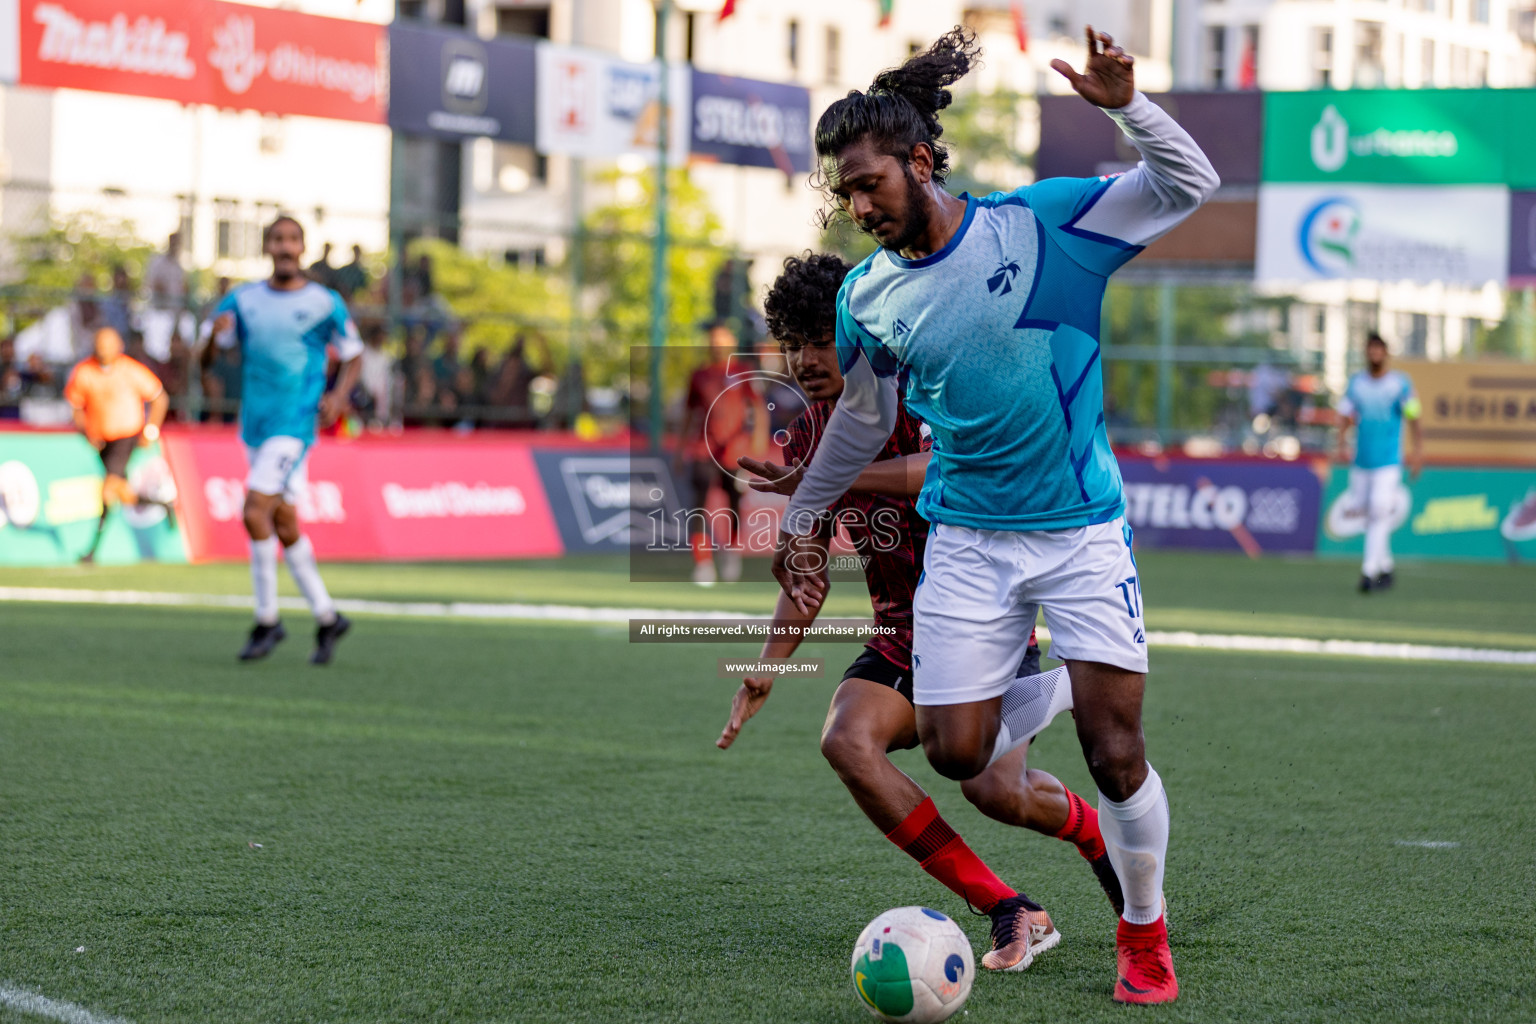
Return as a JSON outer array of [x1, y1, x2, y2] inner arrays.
[[1065, 659, 1176, 1004], [963, 747, 1125, 917], [82, 473, 137, 564], [822, 680, 1065, 971], [272, 500, 349, 665]]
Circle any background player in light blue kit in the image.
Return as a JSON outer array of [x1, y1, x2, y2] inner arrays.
[[1336, 332, 1423, 593], [772, 27, 1218, 1004], [206, 215, 363, 663]]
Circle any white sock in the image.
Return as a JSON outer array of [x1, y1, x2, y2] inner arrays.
[[1099, 765, 1170, 925], [987, 666, 1073, 766], [283, 535, 337, 625], [249, 537, 280, 626]]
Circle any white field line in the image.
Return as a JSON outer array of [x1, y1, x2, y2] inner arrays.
[[2, 586, 1535, 666], [0, 984, 131, 1024]]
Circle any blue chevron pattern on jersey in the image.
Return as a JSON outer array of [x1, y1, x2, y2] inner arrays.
[[834, 177, 1141, 531], [215, 281, 357, 448]]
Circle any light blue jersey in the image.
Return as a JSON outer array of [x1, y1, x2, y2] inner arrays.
[[1340, 369, 1419, 470], [783, 93, 1219, 537], [834, 176, 1145, 530], [214, 281, 362, 448]]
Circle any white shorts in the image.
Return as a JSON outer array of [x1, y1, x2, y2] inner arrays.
[[912, 517, 1148, 706], [244, 436, 310, 504], [1346, 464, 1401, 519]]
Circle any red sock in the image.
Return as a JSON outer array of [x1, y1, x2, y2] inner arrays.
[[1052, 787, 1108, 861], [689, 532, 711, 564], [886, 797, 1017, 913]]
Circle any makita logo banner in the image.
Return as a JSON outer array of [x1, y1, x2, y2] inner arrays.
[[20, 0, 385, 123]]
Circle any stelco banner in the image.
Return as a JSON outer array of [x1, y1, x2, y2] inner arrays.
[[1256, 183, 1509, 286], [1118, 457, 1323, 556], [17, 0, 385, 122], [387, 20, 535, 143], [0, 432, 186, 566], [688, 69, 811, 175], [534, 42, 689, 161], [1263, 89, 1536, 188], [1318, 465, 1536, 563]]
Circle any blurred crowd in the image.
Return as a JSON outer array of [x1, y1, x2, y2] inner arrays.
[[2, 234, 588, 432]]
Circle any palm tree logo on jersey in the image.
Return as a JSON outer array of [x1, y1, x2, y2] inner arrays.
[[987, 260, 1021, 296]]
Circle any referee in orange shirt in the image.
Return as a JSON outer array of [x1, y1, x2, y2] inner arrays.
[[64, 327, 170, 563]]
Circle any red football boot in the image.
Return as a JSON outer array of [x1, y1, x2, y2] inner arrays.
[[1113, 915, 1178, 1004]]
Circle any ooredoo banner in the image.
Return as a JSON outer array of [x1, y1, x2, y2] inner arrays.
[[163, 433, 563, 561], [1118, 457, 1323, 555], [0, 431, 186, 566], [1317, 465, 1536, 563], [18, 0, 384, 123]]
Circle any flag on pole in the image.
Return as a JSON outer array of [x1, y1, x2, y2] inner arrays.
[[1010, 0, 1029, 51], [878, 0, 894, 27], [718, 0, 737, 22], [1238, 36, 1257, 89]]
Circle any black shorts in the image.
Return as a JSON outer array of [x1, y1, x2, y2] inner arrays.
[[841, 643, 1044, 705], [689, 459, 741, 510], [100, 436, 137, 479]]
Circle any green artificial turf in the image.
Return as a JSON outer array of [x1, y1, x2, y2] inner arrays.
[[1, 582, 1533, 1022], [2, 550, 1534, 648]]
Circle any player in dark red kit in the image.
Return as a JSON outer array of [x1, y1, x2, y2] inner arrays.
[[717, 253, 1122, 973], [676, 322, 766, 585]]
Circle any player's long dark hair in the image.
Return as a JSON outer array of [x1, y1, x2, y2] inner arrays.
[[764, 253, 851, 344], [811, 27, 981, 220]]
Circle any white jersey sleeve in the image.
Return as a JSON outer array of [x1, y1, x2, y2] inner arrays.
[[1070, 91, 1221, 249]]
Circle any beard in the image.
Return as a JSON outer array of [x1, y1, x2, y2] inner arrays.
[[865, 167, 931, 254]]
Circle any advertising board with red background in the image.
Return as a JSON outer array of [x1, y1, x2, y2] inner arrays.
[[162, 431, 563, 561], [19, 0, 384, 123]]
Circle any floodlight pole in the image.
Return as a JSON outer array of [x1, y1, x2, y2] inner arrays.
[[646, 0, 672, 452]]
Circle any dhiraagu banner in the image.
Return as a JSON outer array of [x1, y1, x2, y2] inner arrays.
[[1263, 89, 1536, 187], [1318, 465, 1536, 563], [0, 431, 187, 566]]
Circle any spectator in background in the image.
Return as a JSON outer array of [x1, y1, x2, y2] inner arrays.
[[0, 337, 20, 419], [487, 333, 548, 429], [432, 328, 462, 392], [468, 347, 492, 404], [69, 272, 104, 359], [146, 232, 186, 308], [398, 325, 429, 385], [334, 245, 368, 302], [308, 243, 336, 289], [201, 335, 242, 423], [100, 265, 137, 340], [357, 322, 393, 427], [410, 253, 434, 297]]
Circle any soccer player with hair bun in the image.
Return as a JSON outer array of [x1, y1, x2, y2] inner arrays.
[[722, 251, 1123, 975], [772, 26, 1220, 1003]]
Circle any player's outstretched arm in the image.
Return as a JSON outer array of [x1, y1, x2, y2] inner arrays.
[[742, 452, 930, 500], [1049, 27, 1220, 250], [717, 548, 828, 749]]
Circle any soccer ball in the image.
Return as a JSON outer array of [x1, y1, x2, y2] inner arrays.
[[850, 906, 974, 1023]]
